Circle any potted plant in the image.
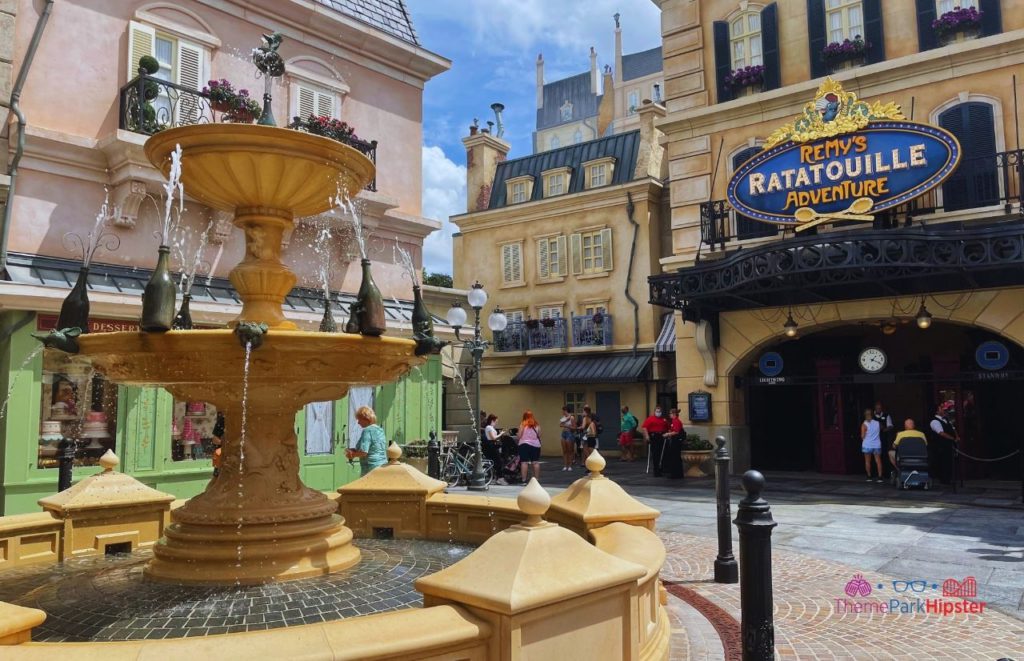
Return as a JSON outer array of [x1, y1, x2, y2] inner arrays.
[[223, 91, 260, 123], [202, 79, 238, 113], [724, 64, 765, 98], [933, 6, 983, 45], [288, 114, 361, 145], [681, 434, 714, 477], [821, 35, 870, 73], [592, 311, 605, 325], [525, 317, 540, 330], [401, 439, 429, 474], [541, 317, 556, 328]]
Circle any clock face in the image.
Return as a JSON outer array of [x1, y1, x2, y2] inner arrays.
[[859, 347, 887, 373]]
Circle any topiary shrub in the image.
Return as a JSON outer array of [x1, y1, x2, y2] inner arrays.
[[138, 55, 160, 75], [143, 80, 160, 101]]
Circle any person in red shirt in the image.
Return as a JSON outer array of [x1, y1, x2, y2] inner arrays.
[[663, 408, 686, 479], [641, 407, 669, 477]]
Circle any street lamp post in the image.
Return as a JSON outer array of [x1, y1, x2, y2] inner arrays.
[[446, 282, 507, 491]]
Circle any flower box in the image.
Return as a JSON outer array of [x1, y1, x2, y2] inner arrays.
[[933, 7, 983, 46], [724, 65, 765, 98], [822, 36, 869, 73]]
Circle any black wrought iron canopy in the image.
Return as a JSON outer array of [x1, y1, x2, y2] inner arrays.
[[649, 220, 1024, 318]]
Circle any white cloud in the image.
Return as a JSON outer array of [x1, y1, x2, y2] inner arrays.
[[421, 145, 466, 275]]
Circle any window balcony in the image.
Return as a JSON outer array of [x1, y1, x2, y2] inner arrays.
[[118, 74, 378, 190], [698, 149, 1024, 253], [492, 318, 569, 352], [571, 314, 613, 347]]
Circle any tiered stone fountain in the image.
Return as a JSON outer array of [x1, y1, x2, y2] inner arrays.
[[76, 123, 424, 584]]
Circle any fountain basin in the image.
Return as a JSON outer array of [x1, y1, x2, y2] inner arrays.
[[144, 124, 374, 214]]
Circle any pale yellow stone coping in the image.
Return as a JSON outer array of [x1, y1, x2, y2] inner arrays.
[[591, 521, 667, 584], [0, 512, 62, 534], [3, 605, 489, 659], [0, 603, 46, 642], [416, 478, 646, 615], [425, 492, 521, 513], [37, 452, 175, 515], [549, 451, 660, 526], [337, 459, 447, 495]]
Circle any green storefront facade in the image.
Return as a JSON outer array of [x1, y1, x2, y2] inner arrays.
[[0, 312, 443, 515]]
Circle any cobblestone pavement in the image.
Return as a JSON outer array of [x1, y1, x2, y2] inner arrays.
[[0, 539, 473, 642], [660, 531, 1024, 660]]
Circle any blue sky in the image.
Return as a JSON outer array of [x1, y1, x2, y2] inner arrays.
[[408, 0, 662, 274]]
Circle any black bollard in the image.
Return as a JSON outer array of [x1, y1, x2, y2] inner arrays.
[[734, 470, 777, 661], [714, 436, 738, 584], [57, 436, 76, 492], [427, 431, 440, 479]]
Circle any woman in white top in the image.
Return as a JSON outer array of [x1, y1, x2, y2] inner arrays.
[[860, 408, 883, 482], [558, 407, 575, 472]]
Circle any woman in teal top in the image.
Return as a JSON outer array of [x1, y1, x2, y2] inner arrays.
[[345, 405, 388, 476]]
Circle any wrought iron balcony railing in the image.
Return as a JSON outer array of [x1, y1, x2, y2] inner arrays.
[[698, 149, 1024, 252], [118, 74, 378, 190], [571, 314, 613, 347], [493, 318, 570, 352]]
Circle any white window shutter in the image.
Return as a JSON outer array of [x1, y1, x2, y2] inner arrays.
[[537, 239, 549, 279], [128, 21, 156, 77], [316, 91, 335, 118], [502, 244, 513, 283], [297, 85, 316, 119], [570, 233, 583, 275], [176, 41, 205, 123], [511, 244, 522, 282], [601, 228, 613, 271], [556, 235, 567, 276]]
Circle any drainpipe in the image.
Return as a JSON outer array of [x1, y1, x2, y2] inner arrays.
[[624, 192, 640, 357], [0, 0, 56, 276]]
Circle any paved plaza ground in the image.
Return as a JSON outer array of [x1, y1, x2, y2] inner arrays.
[[485, 458, 1024, 659]]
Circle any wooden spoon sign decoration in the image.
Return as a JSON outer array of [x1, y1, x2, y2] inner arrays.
[[794, 197, 875, 232]]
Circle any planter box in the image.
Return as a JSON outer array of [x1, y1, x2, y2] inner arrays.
[[681, 450, 713, 478], [939, 27, 980, 46]]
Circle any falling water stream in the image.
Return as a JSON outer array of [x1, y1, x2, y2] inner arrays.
[[0, 345, 44, 421], [236, 341, 252, 581]]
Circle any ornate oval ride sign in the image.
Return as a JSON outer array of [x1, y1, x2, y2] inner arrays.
[[727, 79, 961, 230]]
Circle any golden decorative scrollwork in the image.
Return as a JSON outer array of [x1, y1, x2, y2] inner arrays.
[[763, 78, 906, 149]]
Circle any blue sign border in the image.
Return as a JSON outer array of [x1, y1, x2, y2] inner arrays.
[[975, 341, 1010, 371], [727, 121, 961, 224], [759, 352, 784, 377]]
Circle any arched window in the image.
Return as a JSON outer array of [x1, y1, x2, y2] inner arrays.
[[732, 146, 776, 240], [938, 102, 999, 211], [573, 128, 583, 144], [826, 0, 864, 43], [730, 11, 762, 68], [549, 135, 560, 149]]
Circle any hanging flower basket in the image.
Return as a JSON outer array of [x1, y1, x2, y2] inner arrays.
[[592, 312, 605, 325], [525, 318, 540, 330], [822, 36, 869, 72], [933, 7, 982, 45], [541, 317, 556, 328]]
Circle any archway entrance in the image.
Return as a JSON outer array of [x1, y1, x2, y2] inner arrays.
[[744, 322, 1023, 479]]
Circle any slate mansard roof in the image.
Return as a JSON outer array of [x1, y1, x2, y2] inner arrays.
[[536, 72, 600, 131], [621, 46, 662, 81], [315, 0, 419, 45], [489, 130, 640, 209]]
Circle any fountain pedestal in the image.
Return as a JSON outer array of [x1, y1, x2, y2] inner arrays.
[[74, 124, 419, 584]]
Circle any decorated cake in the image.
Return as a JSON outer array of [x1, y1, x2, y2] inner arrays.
[[49, 402, 75, 420], [40, 420, 63, 441], [81, 411, 110, 438], [186, 401, 206, 416]]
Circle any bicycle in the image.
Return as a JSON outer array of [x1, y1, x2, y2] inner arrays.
[[441, 441, 494, 487]]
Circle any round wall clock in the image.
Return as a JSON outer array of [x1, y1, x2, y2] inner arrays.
[[858, 347, 887, 373]]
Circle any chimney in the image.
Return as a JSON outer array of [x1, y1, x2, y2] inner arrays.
[[590, 47, 598, 94], [613, 13, 623, 85], [634, 99, 667, 180], [536, 53, 544, 110], [463, 130, 511, 213]]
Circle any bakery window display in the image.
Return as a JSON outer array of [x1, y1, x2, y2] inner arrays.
[[170, 398, 218, 462], [38, 350, 118, 469]]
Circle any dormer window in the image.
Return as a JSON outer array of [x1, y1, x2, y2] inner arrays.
[[583, 157, 615, 189], [506, 175, 534, 204], [542, 167, 571, 197]]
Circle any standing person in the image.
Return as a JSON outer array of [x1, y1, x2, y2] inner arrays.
[[345, 405, 387, 476], [928, 402, 958, 485], [662, 408, 685, 479], [518, 410, 542, 483], [873, 401, 895, 472], [580, 413, 599, 461], [559, 407, 576, 471], [576, 405, 593, 466], [618, 406, 639, 462], [861, 408, 884, 482], [641, 406, 669, 477], [482, 414, 503, 479], [211, 412, 225, 478]]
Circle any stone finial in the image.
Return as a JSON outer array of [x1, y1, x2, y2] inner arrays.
[[387, 442, 402, 464], [99, 449, 119, 472], [517, 477, 550, 525], [585, 449, 606, 477]]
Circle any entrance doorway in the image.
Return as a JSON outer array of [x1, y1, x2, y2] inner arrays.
[[745, 322, 1023, 477]]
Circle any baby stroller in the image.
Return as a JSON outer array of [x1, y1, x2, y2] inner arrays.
[[891, 435, 932, 490], [496, 432, 522, 485]]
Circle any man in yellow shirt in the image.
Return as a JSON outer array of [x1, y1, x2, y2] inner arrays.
[[888, 418, 926, 473]]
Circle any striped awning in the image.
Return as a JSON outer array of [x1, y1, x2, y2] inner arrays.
[[655, 313, 675, 353], [511, 352, 652, 386]]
